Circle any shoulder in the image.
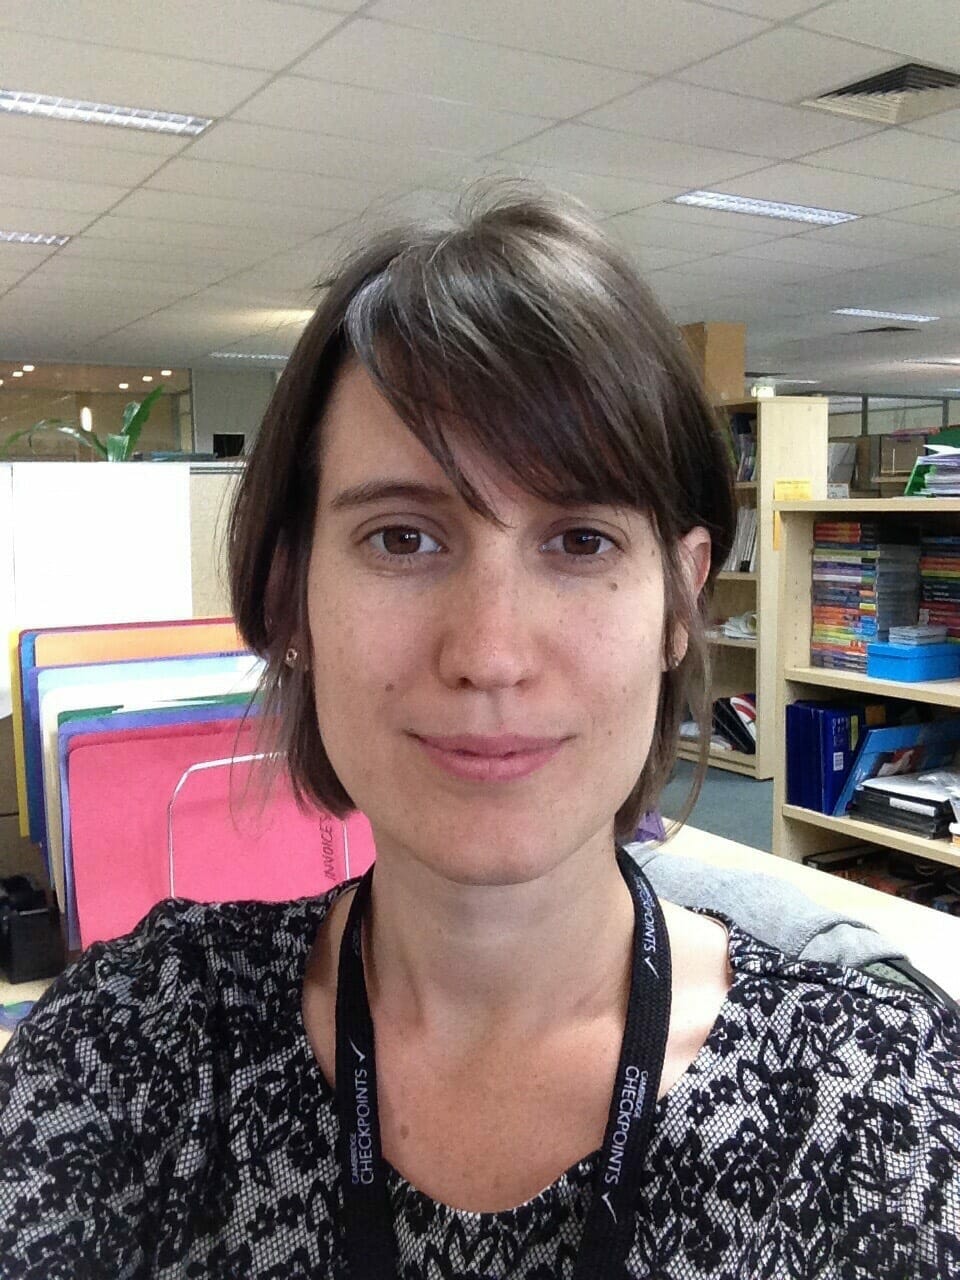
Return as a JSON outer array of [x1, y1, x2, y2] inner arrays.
[[2, 886, 351, 1087]]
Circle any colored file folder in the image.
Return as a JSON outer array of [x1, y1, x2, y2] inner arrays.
[[56, 695, 259, 949], [67, 718, 375, 947], [38, 656, 264, 910], [12, 618, 243, 840]]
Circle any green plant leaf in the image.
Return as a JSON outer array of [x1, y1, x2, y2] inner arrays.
[[1, 420, 108, 458], [121, 383, 164, 456], [104, 433, 132, 462]]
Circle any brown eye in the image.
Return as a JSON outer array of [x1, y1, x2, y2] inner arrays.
[[381, 527, 422, 555], [367, 527, 444, 560], [563, 530, 605, 556]]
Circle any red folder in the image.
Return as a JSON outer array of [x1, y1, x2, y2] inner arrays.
[[67, 718, 375, 947]]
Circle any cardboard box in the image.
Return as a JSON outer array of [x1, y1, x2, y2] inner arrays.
[[680, 322, 746, 406], [880, 434, 927, 475]]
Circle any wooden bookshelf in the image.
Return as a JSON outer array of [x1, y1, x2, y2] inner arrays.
[[772, 497, 960, 870], [702, 397, 828, 779], [709, 635, 758, 650], [677, 743, 759, 776]]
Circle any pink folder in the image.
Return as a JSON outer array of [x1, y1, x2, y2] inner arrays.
[[67, 718, 375, 947]]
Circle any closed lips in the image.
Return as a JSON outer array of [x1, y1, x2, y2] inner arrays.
[[413, 734, 567, 756]]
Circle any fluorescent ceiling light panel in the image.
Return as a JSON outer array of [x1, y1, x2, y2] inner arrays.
[[0, 228, 70, 246], [209, 352, 288, 361], [904, 357, 960, 366], [673, 191, 859, 226], [0, 88, 212, 136], [834, 308, 939, 322]]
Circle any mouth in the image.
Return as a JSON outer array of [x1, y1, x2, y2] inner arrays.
[[410, 733, 569, 783]]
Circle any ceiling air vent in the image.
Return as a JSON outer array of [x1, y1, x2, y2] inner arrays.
[[803, 63, 960, 125]]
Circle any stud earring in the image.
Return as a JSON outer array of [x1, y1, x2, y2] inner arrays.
[[284, 646, 299, 668]]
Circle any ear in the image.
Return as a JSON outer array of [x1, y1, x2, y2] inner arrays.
[[679, 524, 712, 598], [662, 525, 712, 672]]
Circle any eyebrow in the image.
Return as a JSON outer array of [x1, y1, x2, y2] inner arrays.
[[328, 480, 457, 512]]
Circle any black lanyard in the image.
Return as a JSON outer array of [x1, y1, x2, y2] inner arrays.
[[335, 846, 672, 1278]]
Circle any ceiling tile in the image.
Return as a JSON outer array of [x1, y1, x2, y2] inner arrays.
[[0, 204, 95, 236], [583, 81, 879, 158], [678, 27, 900, 103], [146, 158, 384, 213], [633, 246, 715, 270], [183, 121, 473, 188], [698, 0, 823, 15], [714, 162, 952, 215], [800, 0, 960, 68], [295, 18, 644, 117], [367, 0, 770, 75], [24, 252, 223, 288], [81, 213, 310, 254], [607, 209, 777, 253], [215, 238, 345, 292], [0, 175, 127, 214], [0, 136, 167, 188], [271, 0, 365, 11], [808, 129, 960, 188], [909, 108, 960, 145], [107, 188, 351, 236], [492, 163, 682, 216], [790, 217, 960, 255], [735, 237, 918, 270], [497, 124, 765, 186], [606, 199, 809, 238], [0, 2, 345, 70], [0, 30, 272, 117], [655, 255, 827, 287], [57, 236, 275, 275], [883, 195, 960, 230], [235, 76, 547, 152], [0, 113, 184, 158]]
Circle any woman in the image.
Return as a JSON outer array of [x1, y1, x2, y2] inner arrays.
[[1, 186, 959, 1279]]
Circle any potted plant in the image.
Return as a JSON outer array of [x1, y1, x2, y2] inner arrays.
[[1, 384, 165, 461]]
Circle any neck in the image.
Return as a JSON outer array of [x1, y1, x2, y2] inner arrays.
[[362, 833, 635, 1043]]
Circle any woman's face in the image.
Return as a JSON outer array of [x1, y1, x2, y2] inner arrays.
[[306, 359, 709, 886]]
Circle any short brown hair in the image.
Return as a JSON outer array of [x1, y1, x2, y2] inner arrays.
[[228, 183, 736, 841]]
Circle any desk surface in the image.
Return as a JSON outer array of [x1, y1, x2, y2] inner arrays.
[[2, 827, 958, 1050]]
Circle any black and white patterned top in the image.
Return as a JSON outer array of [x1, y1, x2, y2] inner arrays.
[[2, 883, 959, 1279]]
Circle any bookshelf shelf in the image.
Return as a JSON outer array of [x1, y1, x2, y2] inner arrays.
[[773, 498, 960, 871], [782, 805, 960, 871], [707, 397, 828, 780], [784, 665, 960, 711], [709, 635, 758, 650], [677, 743, 758, 776]]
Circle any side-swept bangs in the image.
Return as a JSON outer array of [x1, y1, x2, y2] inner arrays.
[[228, 184, 736, 839]]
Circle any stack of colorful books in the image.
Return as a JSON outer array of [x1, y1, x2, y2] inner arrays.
[[918, 535, 960, 643], [811, 520, 920, 672]]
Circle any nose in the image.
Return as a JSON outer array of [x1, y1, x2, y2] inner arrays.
[[435, 553, 539, 692]]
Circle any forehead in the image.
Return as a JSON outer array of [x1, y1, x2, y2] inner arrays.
[[317, 358, 533, 516]]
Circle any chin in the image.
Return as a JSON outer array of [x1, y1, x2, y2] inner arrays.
[[375, 802, 614, 890]]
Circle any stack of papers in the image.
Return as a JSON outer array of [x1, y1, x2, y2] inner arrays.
[[906, 443, 960, 496]]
